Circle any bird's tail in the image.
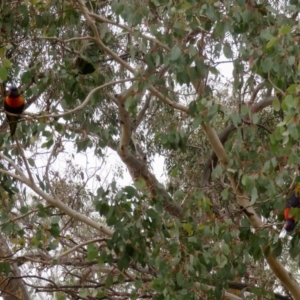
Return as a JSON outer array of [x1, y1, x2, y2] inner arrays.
[[7, 118, 17, 137]]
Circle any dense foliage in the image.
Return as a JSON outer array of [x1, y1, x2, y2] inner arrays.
[[0, 0, 299, 299]]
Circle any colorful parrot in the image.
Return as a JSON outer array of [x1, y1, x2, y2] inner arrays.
[[284, 184, 300, 232], [4, 86, 25, 136]]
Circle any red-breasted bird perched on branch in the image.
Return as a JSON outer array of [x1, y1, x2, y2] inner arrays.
[[4, 86, 25, 137], [284, 184, 300, 232]]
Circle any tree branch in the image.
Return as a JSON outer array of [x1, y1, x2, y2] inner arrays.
[[88, 13, 171, 51], [194, 283, 242, 300], [202, 123, 236, 184], [16, 139, 34, 184], [227, 281, 292, 300], [0, 154, 29, 181], [0, 232, 31, 300], [0, 153, 114, 238], [117, 96, 133, 158], [32, 78, 136, 119], [134, 93, 152, 131], [77, 0, 189, 114], [248, 81, 266, 105], [77, 0, 136, 73], [55, 238, 107, 260], [202, 95, 276, 183], [200, 122, 300, 298], [114, 84, 183, 217], [45, 138, 62, 201]]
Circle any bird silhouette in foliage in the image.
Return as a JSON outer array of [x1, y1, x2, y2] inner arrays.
[[284, 184, 300, 233], [4, 86, 25, 137]]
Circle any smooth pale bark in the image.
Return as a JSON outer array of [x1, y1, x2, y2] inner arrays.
[[77, 0, 300, 298], [201, 123, 300, 299]]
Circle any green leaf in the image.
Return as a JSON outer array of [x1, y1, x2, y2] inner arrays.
[[151, 278, 166, 292], [3, 58, 12, 68], [221, 188, 229, 200], [135, 280, 142, 289], [223, 43, 233, 59], [192, 115, 202, 129], [49, 223, 60, 238], [279, 25, 291, 35], [272, 240, 282, 257], [48, 241, 59, 251], [182, 223, 193, 236], [87, 243, 98, 261], [230, 114, 241, 127], [262, 160, 270, 172], [117, 273, 125, 283], [272, 98, 281, 111], [283, 95, 295, 108], [252, 114, 259, 124], [79, 290, 88, 298], [134, 178, 146, 190], [173, 190, 185, 200], [96, 201, 110, 216], [96, 291, 106, 298], [216, 253, 228, 268], [0, 47, 5, 57], [250, 186, 258, 205], [206, 104, 219, 122], [0, 66, 7, 82], [20, 206, 29, 214], [125, 97, 137, 113], [0, 263, 10, 276], [221, 243, 230, 255], [170, 45, 181, 61], [214, 23, 226, 39], [211, 165, 223, 179], [288, 56, 295, 65], [266, 37, 277, 49], [168, 242, 179, 255], [1, 223, 13, 234], [240, 105, 249, 116], [176, 272, 184, 287], [51, 216, 60, 224], [262, 58, 272, 72], [41, 139, 54, 149], [277, 121, 286, 127], [124, 186, 136, 199], [28, 158, 35, 167], [105, 275, 114, 288]]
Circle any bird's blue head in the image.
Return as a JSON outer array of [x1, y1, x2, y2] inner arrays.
[[8, 86, 19, 98], [285, 219, 297, 233]]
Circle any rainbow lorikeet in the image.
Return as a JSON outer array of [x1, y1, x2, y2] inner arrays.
[[284, 184, 300, 232], [4, 86, 25, 136]]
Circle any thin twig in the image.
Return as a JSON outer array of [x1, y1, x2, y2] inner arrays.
[[37, 78, 136, 119], [0, 152, 114, 237], [248, 81, 266, 104], [15, 139, 34, 184], [88, 13, 171, 51], [0, 153, 28, 181], [0, 209, 40, 227], [77, 0, 189, 114], [55, 238, 107, 260], [268, 72, 285, 97], [45, 137, 62, 201], [134, 94, 152, 130]]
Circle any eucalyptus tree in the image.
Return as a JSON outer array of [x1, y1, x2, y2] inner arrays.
[[0, 0, 298, 299]]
